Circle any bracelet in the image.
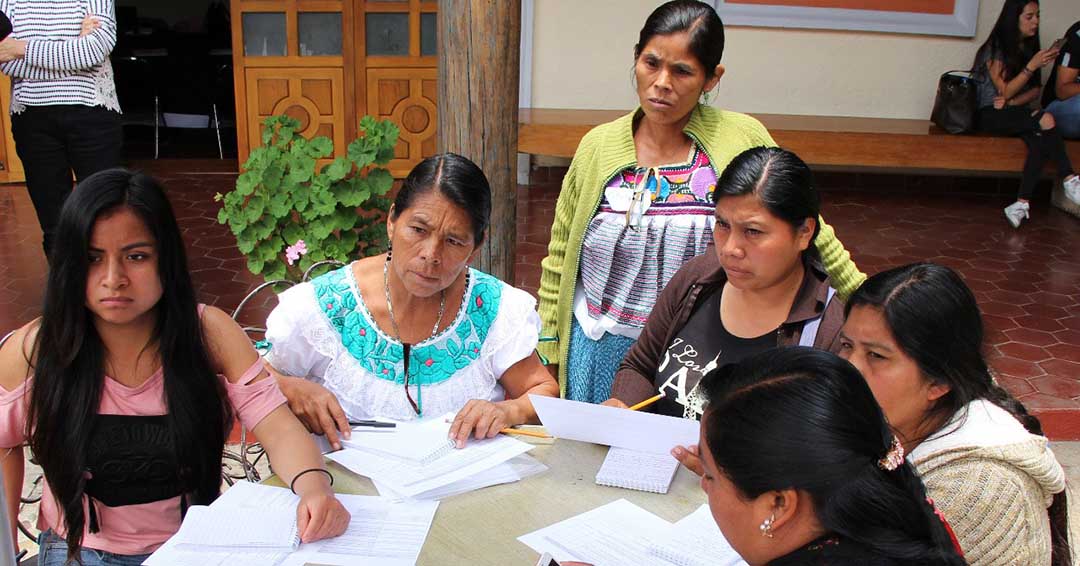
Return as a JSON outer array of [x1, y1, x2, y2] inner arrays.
[[289, 467, 334, 494], [1023, 67, 1035, 74]]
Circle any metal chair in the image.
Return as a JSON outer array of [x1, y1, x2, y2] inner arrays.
[[113, 55, 161, 159], [221, 260, 345, 485]]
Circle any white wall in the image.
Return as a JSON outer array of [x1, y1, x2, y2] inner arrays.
[[530, 0, 1080, 119]]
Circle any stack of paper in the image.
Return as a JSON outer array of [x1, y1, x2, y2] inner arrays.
[[519, 500, 747, 566], [529, 395, 700, 455], [327, 412, 537, 500], [146, 482, 439, 566]]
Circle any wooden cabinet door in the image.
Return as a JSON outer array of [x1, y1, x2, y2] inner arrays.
[[244, 67, 347, 158], [366, 68, 436, 178], [0, 74, 24, 183]]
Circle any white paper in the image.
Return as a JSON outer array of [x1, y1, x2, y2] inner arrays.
[[328, 434, 533, 497], [341, 413, 455, 463], [146, 483, 438, 566], [595, 447, 680, 494], [374, 453, 549, 501], [518, 499, 680, 566], [650, 504, 747, 566], [530, 394, 700, 455], [171, 505, 299, 551]]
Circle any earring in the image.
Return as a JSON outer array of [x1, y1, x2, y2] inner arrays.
[[759, 514, 775, 538], [701, 89, 712, 105]]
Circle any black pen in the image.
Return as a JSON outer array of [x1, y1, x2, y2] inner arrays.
[[348, 420, 396, 428]]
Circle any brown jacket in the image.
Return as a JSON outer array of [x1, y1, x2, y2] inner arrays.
[[610, 250, 846, 406]]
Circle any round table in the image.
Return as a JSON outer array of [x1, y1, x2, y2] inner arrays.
[[265, 438, 706, 565]]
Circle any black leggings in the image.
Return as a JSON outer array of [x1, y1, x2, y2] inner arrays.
[[978, 106, 1074, 200]]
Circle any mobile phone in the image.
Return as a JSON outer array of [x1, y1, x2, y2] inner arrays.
[[535, 552, 561, 566], [1052, 37, 1067, 51]]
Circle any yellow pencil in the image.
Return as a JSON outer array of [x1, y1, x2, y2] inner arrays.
[[500, 427, 552, 439], [627, 393, 664, 412]]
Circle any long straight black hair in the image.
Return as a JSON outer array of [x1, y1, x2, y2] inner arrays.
[[846, 262, 1070, 566], [701, 347, 965, 564], [973, 0, 1041, 83], [27, 169, 233, 561]]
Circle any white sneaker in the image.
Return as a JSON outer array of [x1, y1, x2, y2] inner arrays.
[[1065, 176, 1080, 206], [1004, 200, 1030, 228]]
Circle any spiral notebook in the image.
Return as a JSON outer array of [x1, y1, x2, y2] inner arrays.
[[341, 413, 456, 464], [594, 446, 680, 494], [172, 505, 300, 553]]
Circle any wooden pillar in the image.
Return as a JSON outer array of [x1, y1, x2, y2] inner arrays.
[[438, 0, 521, 281]]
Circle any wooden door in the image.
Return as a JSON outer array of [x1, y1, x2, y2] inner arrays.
[[0, 74, 25, 183], [232, 0, 354, 164], [355, 0, 437, 177]]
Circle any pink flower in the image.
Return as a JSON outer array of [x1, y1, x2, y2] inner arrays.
[[285, 239, 308, 266]]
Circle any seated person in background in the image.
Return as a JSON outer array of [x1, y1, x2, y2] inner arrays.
[[265, 153, 559, 450], [973, 0, 1080, 227], [1043, 20, 1080, 139], [604, 147, 844, 422], [840, 262, 1068, 566], [0, 170, 349, 565]]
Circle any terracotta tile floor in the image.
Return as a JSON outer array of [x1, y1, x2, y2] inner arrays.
[[1, 161, 1079, 437]]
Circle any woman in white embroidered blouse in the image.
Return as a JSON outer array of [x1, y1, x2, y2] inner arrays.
[[265, 153, 559, 450]]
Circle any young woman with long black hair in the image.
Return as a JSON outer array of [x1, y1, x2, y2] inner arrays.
[[698, 347, 965, 565], [973, 0, 1080, 227], [0, 169, 350, 565], [840, 263, 1069, 565]]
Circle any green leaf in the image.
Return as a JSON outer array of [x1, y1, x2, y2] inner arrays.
[[308, 137, 334, 158], [366, 168, 394, 196], [310, 218, 334, 240], [244, 195, 266, 223], [264, 262, 287, 282], [216, 207, 228, 225], [235, 172, 259, 197], [247, 256, 266, 275], [325, 157, 352, 182], [282, 223, 304, 245], [262, 162, 284, 191]]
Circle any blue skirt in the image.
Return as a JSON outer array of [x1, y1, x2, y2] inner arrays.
[[566, 316, 638, 403]]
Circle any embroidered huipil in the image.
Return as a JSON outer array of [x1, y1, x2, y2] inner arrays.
[[574, 146, 717, 340], [265, 265, 540, 420]]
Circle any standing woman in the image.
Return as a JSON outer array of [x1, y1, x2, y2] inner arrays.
[[840, 263, 1068, 565], [538, 0, 862, 402], [0, 170, 350, 564], [0, 0, 123, 257], [973, 0, 1080, 228]]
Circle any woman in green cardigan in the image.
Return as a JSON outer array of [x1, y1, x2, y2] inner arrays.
[[538, 0, 863, 401]]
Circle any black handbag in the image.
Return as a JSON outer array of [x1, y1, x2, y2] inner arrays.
[[931, 70, 977, 134]]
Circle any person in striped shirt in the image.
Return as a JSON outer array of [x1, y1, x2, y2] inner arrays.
[[0, 0, 122, 258]]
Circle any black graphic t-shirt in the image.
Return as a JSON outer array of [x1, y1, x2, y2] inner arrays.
[[652, 288, 776, 419]]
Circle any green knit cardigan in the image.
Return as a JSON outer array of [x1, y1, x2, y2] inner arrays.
[[537, 105, 866, 394]]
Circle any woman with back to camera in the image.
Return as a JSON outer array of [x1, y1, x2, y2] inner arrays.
[[840, 262, 1069, 565], [973, 0, 1080, 227], [564, 348, 966, 566], [0, 170, 350, 565], [537, 0, 863, 403]]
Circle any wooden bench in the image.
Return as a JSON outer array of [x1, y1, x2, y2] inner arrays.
[[518, 108, 1080, 176]]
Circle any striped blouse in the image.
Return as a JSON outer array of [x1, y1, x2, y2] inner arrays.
[[0, 0, 119, 114], [574, 145, 718, 340]]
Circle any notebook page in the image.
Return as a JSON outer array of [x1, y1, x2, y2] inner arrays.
[[518, 499, 680, 566], [595, 447, 680, 493], [172, 505, 299, 551], [650, 504, 747, 566]]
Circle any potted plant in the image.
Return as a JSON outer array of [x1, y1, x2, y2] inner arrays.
[[216, 115, 400, 281]]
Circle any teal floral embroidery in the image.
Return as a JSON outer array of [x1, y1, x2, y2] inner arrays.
[[311, 266, 504, 386]]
